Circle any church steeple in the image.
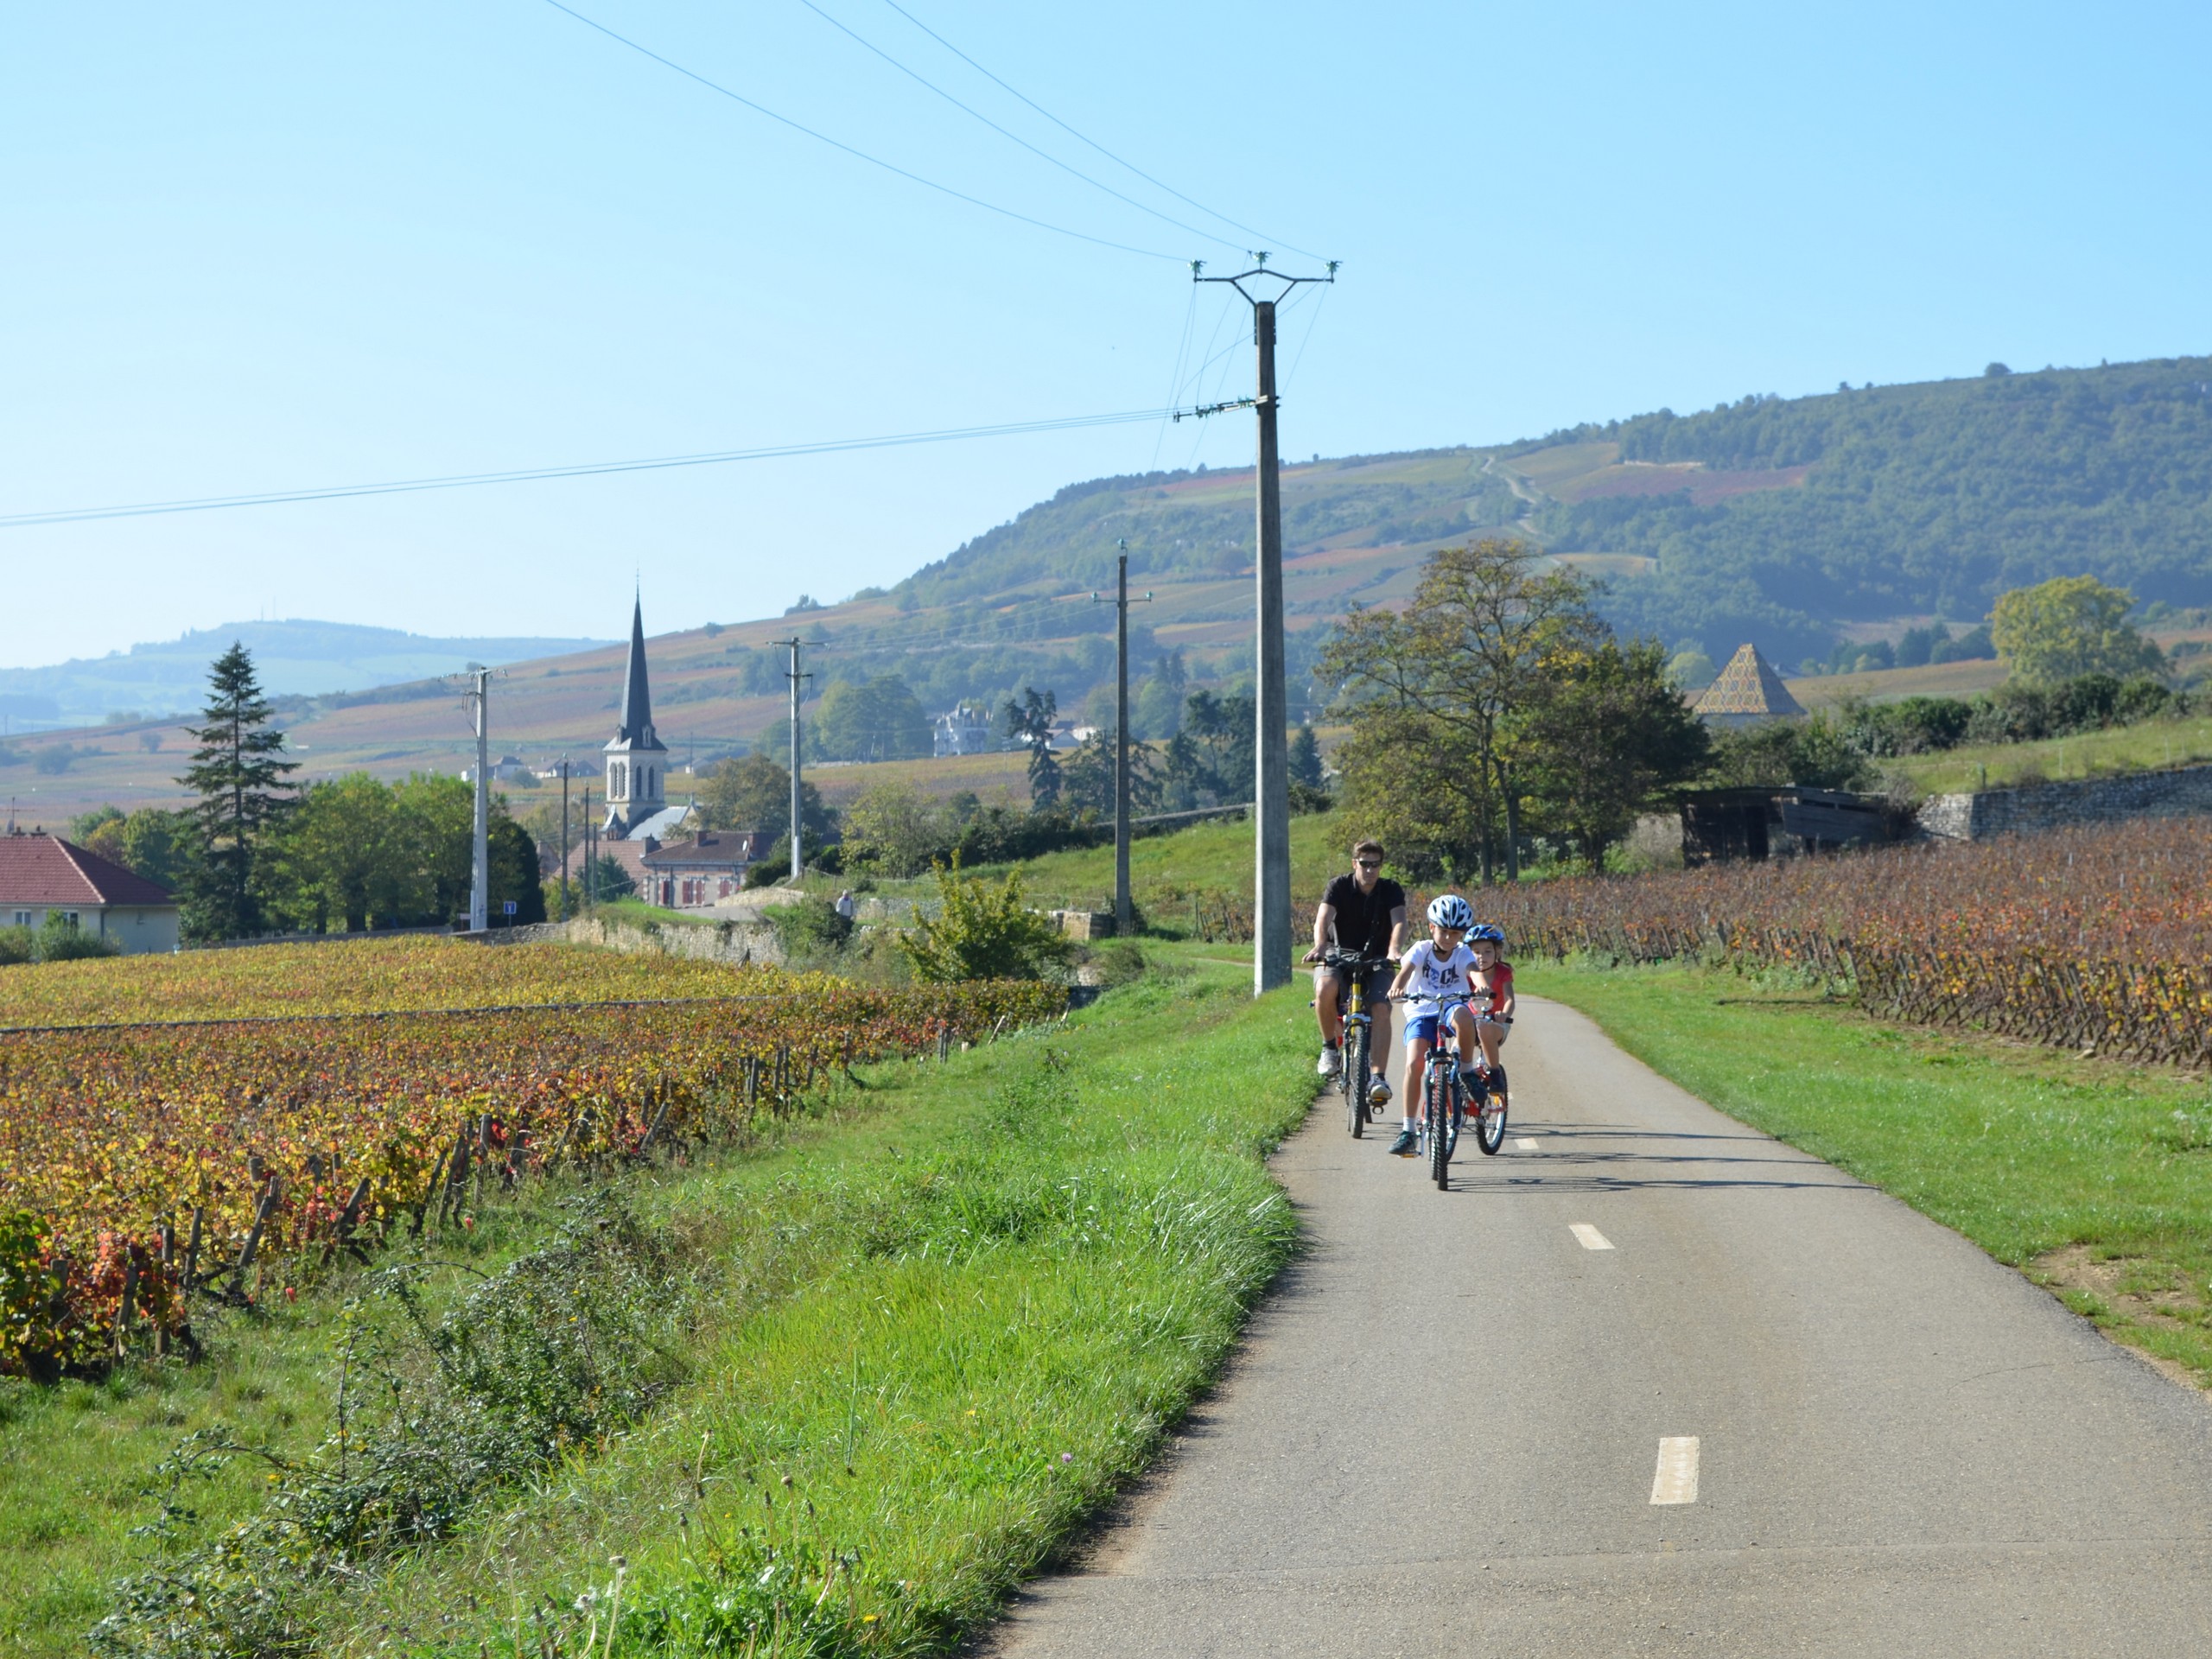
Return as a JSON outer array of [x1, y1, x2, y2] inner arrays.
[[617, 594, 655, 745], [603, 591, 669, 839]]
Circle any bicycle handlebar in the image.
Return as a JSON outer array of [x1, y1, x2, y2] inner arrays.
[[1318, 949, 1396, 969]]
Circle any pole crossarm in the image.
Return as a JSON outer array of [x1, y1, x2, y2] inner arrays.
[[1192, 256, 1339, 305], [1173, 397, 1258, 422]]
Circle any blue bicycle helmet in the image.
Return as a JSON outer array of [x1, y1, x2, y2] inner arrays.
[[1426, 893, 1473, 931], [1469, 924, 1505, 946]]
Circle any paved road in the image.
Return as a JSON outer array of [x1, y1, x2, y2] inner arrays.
[[988, 995, 2212, 1656]]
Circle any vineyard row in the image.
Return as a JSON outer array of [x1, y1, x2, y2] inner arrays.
[[0, 978, 1065, 1376]]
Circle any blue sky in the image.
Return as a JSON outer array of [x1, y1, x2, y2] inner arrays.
[[4, 1, 2208, 669]]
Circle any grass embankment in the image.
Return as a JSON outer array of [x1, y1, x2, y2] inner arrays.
[[849, 808, 1352, 919], [1887, 711, 2212, 794], [1, 957, 1313, 1657], [1528, 959, 2212, 1388]]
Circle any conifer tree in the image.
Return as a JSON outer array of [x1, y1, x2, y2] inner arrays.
[[1000, 687, 1061, 809], [178, 643, 298, 938]]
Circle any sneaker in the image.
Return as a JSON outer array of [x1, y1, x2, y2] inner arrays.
[[1316, 1045, 1342, 1078], [1490, 1064, 1508, 1098], [1459, 1066, 1486, 1099], [1387, 1128, 1418, 1156], [1367, 1074, 1393, 1107]]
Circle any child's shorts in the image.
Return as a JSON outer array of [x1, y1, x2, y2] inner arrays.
[[1406, 1012, 1459, 1046]]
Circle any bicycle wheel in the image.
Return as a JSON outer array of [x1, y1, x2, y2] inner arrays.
[[1427, 1065, 1452, 1188], [1471, 1074, 1507, 1155], [1343, 1017, 1369, 1138]]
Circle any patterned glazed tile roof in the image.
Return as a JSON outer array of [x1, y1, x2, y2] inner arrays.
[[1691, 644, 1805, 719]]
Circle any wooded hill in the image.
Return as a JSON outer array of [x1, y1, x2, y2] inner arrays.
[[12, 353, 2212, 821], [1510, 354, 2212, 662]]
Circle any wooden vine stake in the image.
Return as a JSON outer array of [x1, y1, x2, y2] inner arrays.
[[112, 1250, 138, 1359]]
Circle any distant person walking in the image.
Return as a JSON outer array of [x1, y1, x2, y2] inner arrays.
[[834, 889, 857, 924]]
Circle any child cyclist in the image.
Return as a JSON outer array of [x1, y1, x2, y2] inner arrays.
[[1467, 924, 1515, 1102], [1383, 894, 1488, 1155]]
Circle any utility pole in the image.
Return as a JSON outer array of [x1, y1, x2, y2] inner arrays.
[[557, 758, 571, 922], [774, 638, 816, 884], [582, 787, 595, 908], [1093, 540, 1151, 938], [1193, 255, 1338, 995], [466, 669, 492, 933]]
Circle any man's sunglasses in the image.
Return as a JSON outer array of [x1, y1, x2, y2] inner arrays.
[[1355, 860, 1382, 870]]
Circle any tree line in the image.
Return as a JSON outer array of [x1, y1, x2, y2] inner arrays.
[[67, 645, 545, 942]]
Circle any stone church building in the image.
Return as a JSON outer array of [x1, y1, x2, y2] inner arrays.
[[563, 597, 759, 906]]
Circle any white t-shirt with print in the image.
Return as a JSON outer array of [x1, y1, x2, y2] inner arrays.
[[1402, 939, 1476, 1020]]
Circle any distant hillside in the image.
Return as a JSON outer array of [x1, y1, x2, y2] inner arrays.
[[0, 620, 613, 731], [1508, 354, 2212, 662], [12, 353, 2212, 823]]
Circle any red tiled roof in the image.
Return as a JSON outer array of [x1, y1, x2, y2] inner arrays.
[[0, 833, 178, 906], [641, 831, 760, 868]]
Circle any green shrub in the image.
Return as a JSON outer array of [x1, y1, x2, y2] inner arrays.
[[766, 895, 854, 957], [899, 861, 1073, 982], [34, 914, 119, 963], [0, 927, 31, 967]]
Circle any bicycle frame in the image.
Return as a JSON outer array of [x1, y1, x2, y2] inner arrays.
[[1325, 950, 1391, 1136]]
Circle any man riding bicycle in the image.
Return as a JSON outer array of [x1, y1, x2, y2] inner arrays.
[[1301, 838, 1407, 1108]]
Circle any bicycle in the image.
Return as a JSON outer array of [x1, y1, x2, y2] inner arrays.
[[1322, 949, 1393, 1137], [1390, 993, 1473, 1189], [1466, 1000, 1510, 1158]]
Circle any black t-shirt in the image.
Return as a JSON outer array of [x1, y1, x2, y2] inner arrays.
[[1320, 872, 1406, 957]]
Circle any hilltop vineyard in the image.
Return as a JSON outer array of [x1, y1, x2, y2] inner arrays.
[[1480, 817, 2212, 1066], [0, 953, 1061, 1376]]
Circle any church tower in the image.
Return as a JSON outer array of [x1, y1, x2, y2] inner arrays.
[[602, 595, 669, 836]]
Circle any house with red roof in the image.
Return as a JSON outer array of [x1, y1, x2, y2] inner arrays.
[[0, 830, 181, 954]]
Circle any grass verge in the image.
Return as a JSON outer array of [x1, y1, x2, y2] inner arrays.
[[1525, 959, 2212, 1389], [1887, 710, 2212, 793], [849, 808, 1352, 923], [4, 957, 1313, 1656]]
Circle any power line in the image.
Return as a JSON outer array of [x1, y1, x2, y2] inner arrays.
[[0, 408, 1185, 529], [875, 0, 1327, 262], [794, 0, 1243, 254], [537, 0, 1182, 262]]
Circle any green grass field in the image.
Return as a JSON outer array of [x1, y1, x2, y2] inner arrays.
[[1787, 656, 2012, 707], [1886, 711, 2212, 793], [836, 808, 1357, 924], [1525, 959, 2212, 1389], [2, 954, 1314, 1657]]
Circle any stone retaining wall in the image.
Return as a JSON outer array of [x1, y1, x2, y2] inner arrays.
[[493, 914, 785, 965], [1917, 763, 2212, 841]]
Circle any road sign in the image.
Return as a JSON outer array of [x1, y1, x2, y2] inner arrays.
[[502, 901, 518, 917]]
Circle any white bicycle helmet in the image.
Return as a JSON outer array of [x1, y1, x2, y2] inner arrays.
[[1426, 893, 1473, 931]]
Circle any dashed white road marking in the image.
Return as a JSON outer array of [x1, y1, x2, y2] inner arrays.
[[1515, 1138, 1539, 1151], [1651, 1437, 1700, 1505], [1569, 1223, 1614, 1251]]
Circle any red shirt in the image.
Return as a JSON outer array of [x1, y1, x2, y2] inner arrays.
[[1472, 960, 1513, 1019]]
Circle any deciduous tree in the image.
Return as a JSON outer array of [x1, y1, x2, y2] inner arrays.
[[1991, 575, 2164, 684], [1323, 540, 1602, 880]]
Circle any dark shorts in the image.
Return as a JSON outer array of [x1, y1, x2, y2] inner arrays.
[[1317, 963, 1393, 1009]]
